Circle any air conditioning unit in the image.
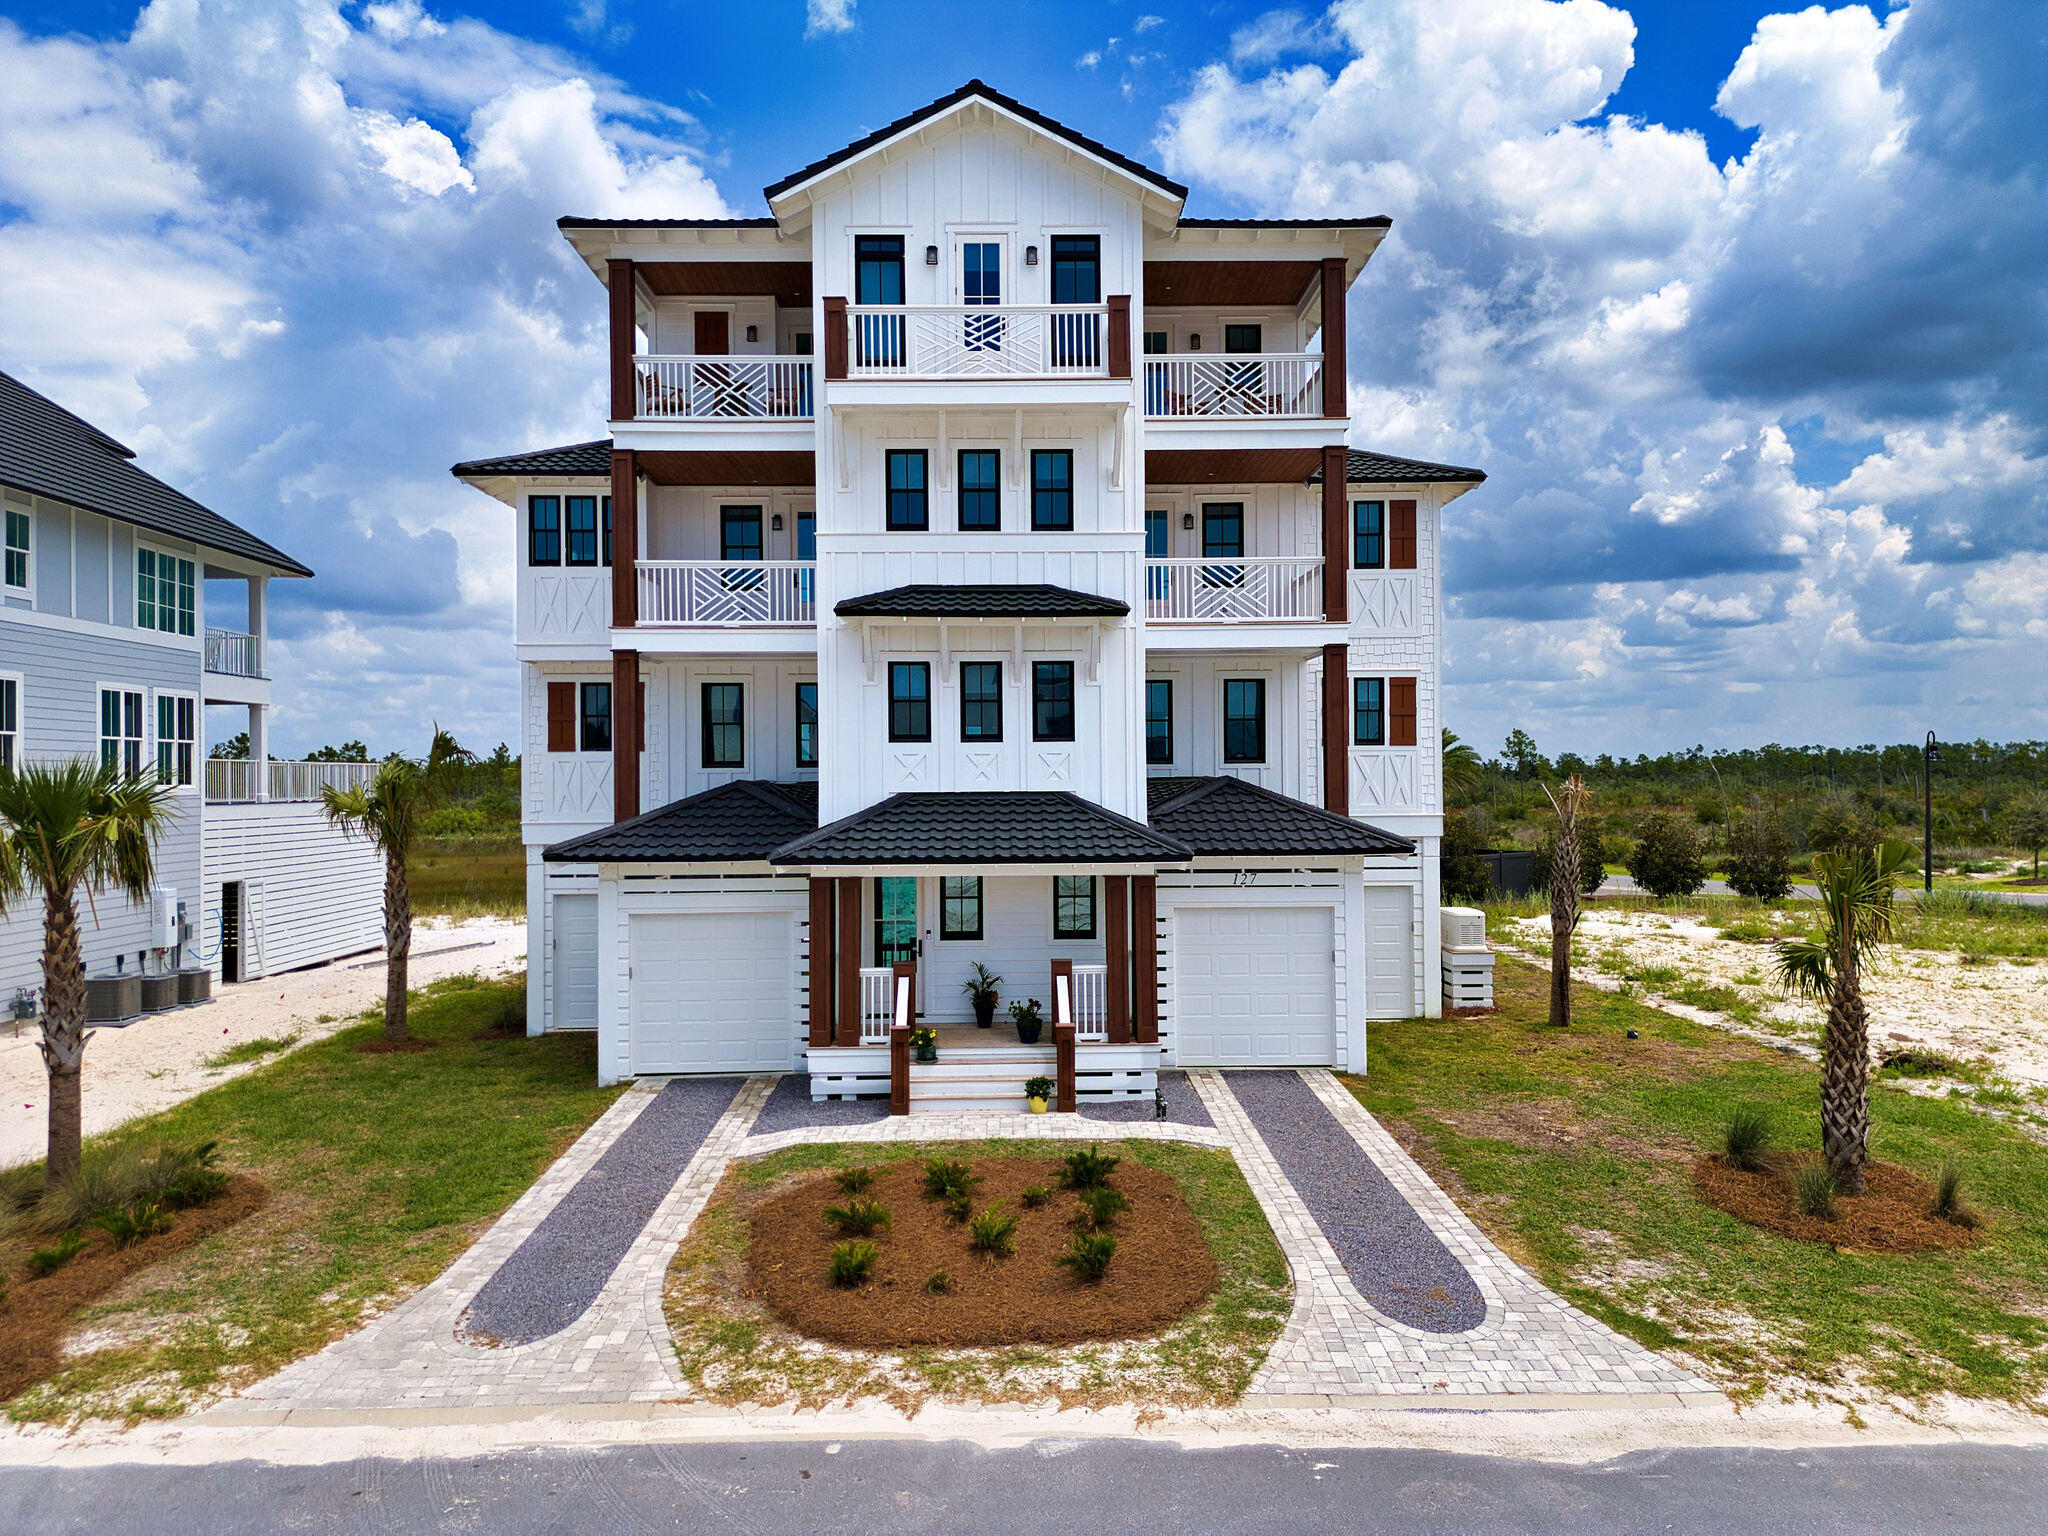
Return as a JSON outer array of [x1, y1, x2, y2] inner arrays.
[[149, 888, 179, 950]]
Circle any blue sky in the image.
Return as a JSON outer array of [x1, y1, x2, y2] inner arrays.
[[0, 0, 2042, 764]]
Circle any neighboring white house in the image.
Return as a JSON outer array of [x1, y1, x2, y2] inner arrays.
[[454, 81, 1483, 1105], [0, 369, 383, 999]]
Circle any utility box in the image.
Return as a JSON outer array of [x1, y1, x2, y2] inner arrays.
[[1440, 906, 1495, 1010], [149, 887, 179, 951]]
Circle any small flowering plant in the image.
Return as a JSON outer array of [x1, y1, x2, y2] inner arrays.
[[908, 1026, 937, 1050]]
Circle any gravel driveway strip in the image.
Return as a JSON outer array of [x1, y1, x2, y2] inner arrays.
[[748, 1074, 891, 1134], [461, 1076, 744, 1346], [1223, 1070, 1484, 1333], [1079, 1070, 1214, 1126]]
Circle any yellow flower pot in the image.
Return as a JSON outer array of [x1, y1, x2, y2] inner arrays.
[[1027, 1096, 1049, 1114]]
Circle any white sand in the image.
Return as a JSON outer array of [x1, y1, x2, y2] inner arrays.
[[0, 916, 526, 1170]]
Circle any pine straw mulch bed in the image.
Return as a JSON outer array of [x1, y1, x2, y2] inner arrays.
[[0, 1175, 268, 1401], [1692, 1155, 1980, 1254]]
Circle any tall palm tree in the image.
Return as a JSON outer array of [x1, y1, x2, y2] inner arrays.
[[0, 759, 176, 1184], [1542, 774, 1591, 1028], [1442, 729, 1483, 806], [1772, 839, 1914, 1194]]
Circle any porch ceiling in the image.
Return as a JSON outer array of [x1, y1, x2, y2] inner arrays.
[[636, 450, 815, 487], [1145, 447, 1324, 485], [1143, 259, 1319, 307], [638, 260, 812, 307]]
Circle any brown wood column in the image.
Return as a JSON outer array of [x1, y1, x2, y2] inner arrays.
[[1054, 1021, 1076, 1113], [612, 648, 640, 822], [608, 259, 636, 421], [1105, 875, 1130, 1044], [1322, 641, 1350, 818], [822, 297, 847, 380], [1131, 876, 1158, 1043], [1320, 255, 1347, 419], [807, 878, 835, 1049], [1108, 295, 1131, 379], [610, 449, 638, 628], [1321, 442, 1348, 623], [889, 1022, 910, 1116], [835, 877, 861, 1046]]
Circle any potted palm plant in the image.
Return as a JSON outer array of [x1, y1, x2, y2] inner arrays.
[[962, 962, 1002, 1029], [1009, 996, 1044, 1046]]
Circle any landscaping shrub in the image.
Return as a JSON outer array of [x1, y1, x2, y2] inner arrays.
[[1076, 1184, 1131, 1232], [968, 1206, 1018, 1257], [1880, 1047, 1965, 1079], [924, 1270, 953, 1296], [922, 1158, 979, 1201], [943, 1191, 973, 1224], [1932, 1163, 1980, 1228], [93, 1198, 171, 1248], [1793, 1164, 1838, 1221], [822, 1197, 892, 1237], [1058, 1146, 1120, 1190], [827, 1240, 878, 1289], [1531, 822, 1607, 897], [26, 1229, 87, 1277], [834, 1166, 877, 1195], [1625, 812, 1708, 897], [36, 1144, 146, 1233], [1020, 1184, 1052, 1209], [149, 1141, 230, 1211], [1721, 1107, 1773, 1171], [1058, 1231, 1118, 1282], [1725, 815, 1794, 901]]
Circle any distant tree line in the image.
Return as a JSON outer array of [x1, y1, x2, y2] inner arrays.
[[211, 729, 520, 839]]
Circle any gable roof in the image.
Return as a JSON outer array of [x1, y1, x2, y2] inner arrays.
[[450, 440, 614, 479], [770, 791, 1191, 867], [0, 369, 312, 576], [1310, 448, 1487, 486], [764, 79, 1188, 204], [543, 780, 818, 863], [834, 583, 1128, 620], [1147, 776, 1414, 857]]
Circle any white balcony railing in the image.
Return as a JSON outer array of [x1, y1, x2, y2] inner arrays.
[[633, 356, 813, 420], [845, 304, 1110, 379], [859, 966, 894, 1046], [1070, 962, 1108, 1043], [635, 561, 816, 626], [203, 627, 263, 679], [1144, 355, 1323, 418], [204, 759, 381, 804], [1145, 557, 1325, 623]]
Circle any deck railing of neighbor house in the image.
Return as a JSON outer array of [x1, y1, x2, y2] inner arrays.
[[203, 627, 263, 678], [635, 561, 816, 625], [1069, 962, 1109, 1043], [1144, 556, 1324, 623], [844, 304, 1110, 379], [859, 966, 895, 1046], [204, 759, 381, 804], [1144, 355, 1323, 418], [633, 356, 813, 420]]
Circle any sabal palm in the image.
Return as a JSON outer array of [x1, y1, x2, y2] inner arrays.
[[0, 759, 176, 1183], [1442, 729, 1483, 806], [1772, 839, 1914, 1194]]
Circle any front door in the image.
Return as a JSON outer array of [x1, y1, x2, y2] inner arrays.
[[957, 239, 1002, 354], [874, 877, 918, 1017], [693, 310, 730, 355]]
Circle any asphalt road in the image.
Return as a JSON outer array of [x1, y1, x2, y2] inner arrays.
[[4, 1437, 2046, 1534], [1597, 874, 2048, 907]]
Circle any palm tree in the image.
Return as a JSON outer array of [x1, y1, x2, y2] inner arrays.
[[1772, 839, 1914, 1194], [1541, 774, 1591, 1027], [1442, 729, 1483, 806], [0, 759, 176, 1184]]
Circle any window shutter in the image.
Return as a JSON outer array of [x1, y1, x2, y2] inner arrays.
[[1390, 500, 1418, 569], [636, 679, 646, 753], [1389, 677, 1417, 746], [546, 682, 576, 752]]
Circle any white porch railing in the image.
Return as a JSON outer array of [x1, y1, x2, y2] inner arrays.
[[635, 561, 816, 625], [1145, 556, 1324, 622], [634, 356, 813, 420], [845, 304, 1110, 378], [203, 627, 263, 679], [1070, 962, 1108, 1043], [1144, 354, 1323, 418], [859, 966, 894, 1046], [204, 759, 380, 804]]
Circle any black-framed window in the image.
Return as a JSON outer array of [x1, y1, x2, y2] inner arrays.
[[4, 508, 27, 589], [701, 682, 744, 768], [855, 234, 905, 304], [566, 495, 600, 566], [579, 681, 612, 753], [960, 661, 1002, 741], [940, 876, 983, 940], [1223, 678, 1266, 764], [1049, 236, 1100, 304], [100, 688, 143, 776], [720, 505, 764, 564], [1202, 503, 1244, 557], [1142, 330, 1169, 354], [1223, 323, 1263, 353], [887, 449, 928, 530], [1354, 677, 1385, 746], [1032, 660, 1074, 742], [1145, 679, 1173, 764], [958, 449, 1000, 531], [1053, 875, 1096, 939], [795, 682, 818, 767], [527, 496, 560, 565], [1031, 449, 1072, 531], [888, 661, 930, 742], [1353, 500, 1385, 569]]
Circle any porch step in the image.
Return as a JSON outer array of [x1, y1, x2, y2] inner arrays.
[[907, 1051, 1056, 1115]]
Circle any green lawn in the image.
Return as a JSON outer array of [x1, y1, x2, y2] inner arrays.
[[408, 835, 526, 919], [6, 972, 620, 1424], [1346, 957, 2048, 1405]]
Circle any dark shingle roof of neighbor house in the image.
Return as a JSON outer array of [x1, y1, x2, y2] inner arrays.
[[450, 440, 615, 478], [1147, 776, 1414, 857], [1309, 449, 1487, 486], [834, 584, 1129, 620], [543, 780, 820, 864], [771, 791, 1192, 867], [764, 80, 1189, 202], [0, 369, 312, 576]]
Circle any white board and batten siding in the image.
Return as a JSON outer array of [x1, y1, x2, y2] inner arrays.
[[200, 803, 383, 979]]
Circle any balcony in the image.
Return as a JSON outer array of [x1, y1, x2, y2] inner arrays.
[[203, 627, 263, 679], [633, 356, 813, 421], [1145, 557, 1324, 624], [1144, 355, 1323, 419], [204, 759, 380, 804], [635, 561, 816, 626], [842, 303, 1113, 379]]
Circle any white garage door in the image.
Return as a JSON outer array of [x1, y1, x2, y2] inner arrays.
[[553, 895, 598, 1031], [1361, 885, 1415, 1018], [1175, 906, 1335, 1066], [630, 912, 794, 1075]]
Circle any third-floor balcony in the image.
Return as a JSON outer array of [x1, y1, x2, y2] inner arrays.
[[203, 626, 264, 678], [1145, 557, 1325, 625], [844, 303, 1110, 378], [635, 560, 817, 627], [634, 356, 813, 421], [1144, 355, 1323, 419]]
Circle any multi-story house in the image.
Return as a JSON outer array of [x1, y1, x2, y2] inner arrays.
[[455, 82, 1482, 1106], [0, 369, 382, 1001]]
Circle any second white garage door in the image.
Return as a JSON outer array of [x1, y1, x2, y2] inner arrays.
[[1175, 906, 1335, 1067], [630, 912, 795, 1075]]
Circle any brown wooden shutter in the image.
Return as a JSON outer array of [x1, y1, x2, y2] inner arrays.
[[636, 679, 646, 752], [546, 682, 576, 753], [1389, 677, 1417, 746], [1390, 500, 1418, 569]]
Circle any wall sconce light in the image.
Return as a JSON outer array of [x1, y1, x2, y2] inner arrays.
[[771, 513, 784, 531], [745, 324, 758, 343], [1025, 245, 1039, 266], [925, 244, 939, 266], [1181, 512, 1195, 532], [1188, 333, 1203, 351]]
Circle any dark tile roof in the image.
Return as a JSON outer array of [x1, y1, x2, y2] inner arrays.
[[771, 791, 1191, 867], [1176, 217, 1391, 229], [1148, 776, 1414, 857], [543, 780, 818, 863], [450, 440, 614, 479], [557, 217, 779, 230], [1308, 448, 1486, 486], [835, 583, 1128, 620], [0, 369, 312, 576], [764, 80, 1188, 202]]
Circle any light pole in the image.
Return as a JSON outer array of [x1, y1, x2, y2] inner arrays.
[[1922, 731, 1941, 892]]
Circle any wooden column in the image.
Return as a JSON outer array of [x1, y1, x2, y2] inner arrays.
[[1105, 875, 1130, 1045], [610, 449, 638, 628], [889, 1022, 910, 1116], [836, 878, 861, 1046], [1322, 641, 1350, 818], [1131, 876, 1158, 1043], [1321, 443, 1348, 624], [1050, 957, 1073, 1033], [608, 258, 636, 421], [1107, 295, 1131, 379], [822, 297, 847, 380], [1054, 1021, 1076, 1114], [612, 649, 640, 822], [807, 878, 835, 1049], [1320, 255, 1347, 419]]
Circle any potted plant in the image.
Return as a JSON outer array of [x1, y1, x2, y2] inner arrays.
[[909, 1025, 938, 1064], [1009, 997, 1044, 1046], [1024, 1075, 1055, 1113], [962, 962, 1003, 1029]]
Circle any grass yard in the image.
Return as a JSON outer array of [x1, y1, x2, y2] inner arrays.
[[665, 1137, 1290, 1412], [408, 835, 526, 919], [4, 972, 620, 1424], [1346, 956, 2048, 1407]]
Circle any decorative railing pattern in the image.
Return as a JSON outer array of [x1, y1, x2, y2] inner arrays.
[[203, 628, 263, 679], [845, 304, 1109, 378], [1144, 556, 1324, 623], [635, 561, 816, 626], [859, 966, 894, 1046], [1144, 354, 1323, 418], [1070, 962, 1108, 1043], [204, 759, 380, 804], [633, 356, 813, 420]]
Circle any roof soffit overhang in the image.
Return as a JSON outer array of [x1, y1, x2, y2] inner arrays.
[[1145, 223, 1389, 294], [559, 222, 812, 286]]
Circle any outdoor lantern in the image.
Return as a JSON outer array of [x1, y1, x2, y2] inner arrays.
[[1188, 333, 1203, 350], [1182, 512, 1195, 531], [1025, 244, 1039, 266], [925, 244, 939, 265], [771, 513, 784, 531], [745, 324, 758, 342]]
